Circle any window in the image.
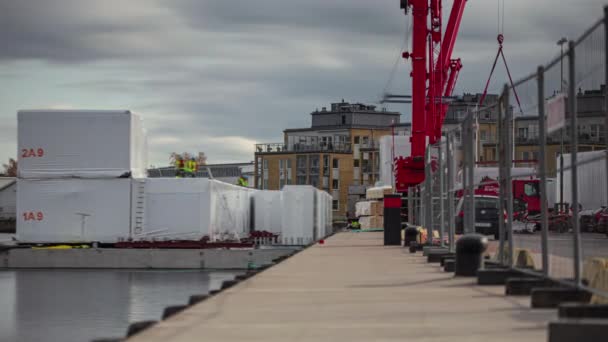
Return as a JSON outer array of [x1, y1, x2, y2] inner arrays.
[[332, 158, 339, 168], [354, 136, 360, 144], [341, 115, 346, 125], [518, 127, 528, 139], [532, 152, 539, 161], [287, 159, 292, 168], [296, 176, 307, 185], [524, 183, 539, 197], [279, 160, 284, 169], [332, 179, 339, 189], [263, 179, 268, 190], [362, 136, 369, 145], [480, 130, 487, 141], [332, 200, 339, 211], [522, 151, 530, 160], [354, 159, 360, 167], [263, 160, 268, 170], [297, 155, 307, 168], [279, 179, 285, 189]]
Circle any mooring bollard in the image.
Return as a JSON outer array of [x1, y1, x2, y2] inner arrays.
[[455, 234, 488, 276]]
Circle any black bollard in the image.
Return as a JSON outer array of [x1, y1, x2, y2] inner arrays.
[[403, 227, 419, 247], [455, 234, 488, 276], [383, 194, 402, 245]]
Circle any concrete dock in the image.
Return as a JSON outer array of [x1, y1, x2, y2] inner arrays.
[[129, 231, 556, 341], [0, 247, 298, 269]]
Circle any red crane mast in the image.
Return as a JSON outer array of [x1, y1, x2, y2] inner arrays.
[[395, 0, 468, 192]]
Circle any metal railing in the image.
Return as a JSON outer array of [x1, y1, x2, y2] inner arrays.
[[255, 142, 352, 154], [417, 6, 608, 302]]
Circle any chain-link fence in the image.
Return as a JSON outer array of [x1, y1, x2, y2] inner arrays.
[[416, 5, 608, 301]]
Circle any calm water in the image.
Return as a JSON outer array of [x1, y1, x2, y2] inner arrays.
[[0, 269, 242, 342]]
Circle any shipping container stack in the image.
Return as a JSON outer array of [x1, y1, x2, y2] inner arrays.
[[16, 110, 147, 244], [15, 110, 334, 246]]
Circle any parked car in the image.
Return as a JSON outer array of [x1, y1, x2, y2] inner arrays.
[[579, 207, 605, 233], [455, 195, 502, 240]]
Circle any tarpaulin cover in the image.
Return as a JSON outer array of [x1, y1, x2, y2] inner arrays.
[[136, 178, 252, 241], [18, 110, 148, 179], [379, 135, 411, 187], [17, 179, 132, 243], [281, 185, 316, 244], [132, 178, 211, 240], [252, 190, 282, 234], [316, 190, 333, 239]]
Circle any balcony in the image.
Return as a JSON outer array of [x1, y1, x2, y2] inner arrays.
[[481, 134, 605, 146], [255, 142, 352, 154], [358, 140, 379, 150]]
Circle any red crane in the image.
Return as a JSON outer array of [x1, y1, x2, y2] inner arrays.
[[395, 0, 468, 192]]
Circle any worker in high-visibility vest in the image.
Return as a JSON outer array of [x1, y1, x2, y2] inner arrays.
[[237, 176, 248, 187], [189, 158, 198, 178], [174, 155, 185, 178], [183, 158, 193, 177]]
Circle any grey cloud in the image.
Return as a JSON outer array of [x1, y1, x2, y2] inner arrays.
[[2, 0, 608, 166]]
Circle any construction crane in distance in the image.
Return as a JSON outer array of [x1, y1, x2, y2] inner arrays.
[[395, 0, 467, 192]]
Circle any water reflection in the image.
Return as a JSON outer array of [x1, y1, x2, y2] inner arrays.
[[0, 269, 240, 342]]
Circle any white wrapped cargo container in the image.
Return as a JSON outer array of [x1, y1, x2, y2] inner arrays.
[[379, 135, 411, 187], [18, 110, 147, 179], [558, 150, 607, 209], [315, 190, 333, 239], [209, 180, 253, 240], [132, 178, 252, 241], [16, 179, 132, 243], [252, 191, 282, 234], [280, 186, 316, 244], [130, 178, 211, 240]]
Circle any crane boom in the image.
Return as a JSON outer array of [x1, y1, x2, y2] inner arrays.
[[395, 0, 467, 192]]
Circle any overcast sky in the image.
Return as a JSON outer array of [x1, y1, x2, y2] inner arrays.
[[0, 0, 605, 166]]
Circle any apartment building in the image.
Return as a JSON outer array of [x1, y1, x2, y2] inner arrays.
[[254, 100, 401, 219]]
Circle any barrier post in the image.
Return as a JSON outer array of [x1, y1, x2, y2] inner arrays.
[[439, 141, 445, 247], [497, 92, 505, 265], [504, 84, 514, 267], [568, 40, 582, 287], [537, 66, 550, 276], [425, 146, 433, 245], [447, 133, 456, 253]]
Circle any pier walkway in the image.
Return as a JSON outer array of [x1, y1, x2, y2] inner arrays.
[[130, 232, 555, 341]]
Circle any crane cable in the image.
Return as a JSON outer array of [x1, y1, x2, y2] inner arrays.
[[381, 14, 412, 99], [478, 0, 523, 115]]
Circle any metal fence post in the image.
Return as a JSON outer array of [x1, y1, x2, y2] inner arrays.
[[604, 6, 608, 213], [408, 186, 414, 225], [568, 40, 582, 287], [537, 66, 550, 276], [447, 133, 456, 253], [464, 113, 475, 234], [439, 140, 445, 247], [425, 146, 433, 245], [497, 92, 505, 265], [504, 84, 514, 267]]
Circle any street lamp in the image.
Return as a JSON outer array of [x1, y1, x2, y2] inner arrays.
[[557, 37, 567, 211]]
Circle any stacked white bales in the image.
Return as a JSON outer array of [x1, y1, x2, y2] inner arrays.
[[16, 110, 147, 243]]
